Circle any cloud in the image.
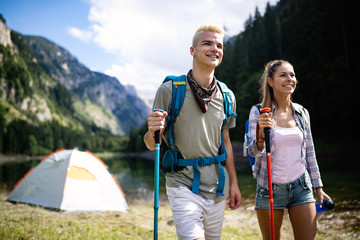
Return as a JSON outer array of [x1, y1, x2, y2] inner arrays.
[[70, 0, 278, 100], [67, 27, 93, 43], [104, 62, 168, 97]]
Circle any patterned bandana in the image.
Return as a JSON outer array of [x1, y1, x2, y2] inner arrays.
[[187, 70, 218, 113]]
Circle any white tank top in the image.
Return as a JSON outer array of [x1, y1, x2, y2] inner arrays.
[[272, 125, 305, 184]]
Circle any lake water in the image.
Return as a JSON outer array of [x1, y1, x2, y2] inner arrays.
[[1, 150, 358, 205], [105, 156, 168, 204], [0, 156, 167, 205]]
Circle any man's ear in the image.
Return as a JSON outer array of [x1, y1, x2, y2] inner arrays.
[[190, 46, 195, 57]]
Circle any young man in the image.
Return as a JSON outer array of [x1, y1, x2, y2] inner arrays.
[[144, 25, 241, 240]]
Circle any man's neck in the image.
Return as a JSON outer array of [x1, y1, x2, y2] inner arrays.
[[191, 67, 215, 88]]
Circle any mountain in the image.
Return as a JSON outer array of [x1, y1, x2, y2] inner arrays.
[[21, 35, 150, 135], [0, 18, 149, 137], [0, 15, 151, 154]]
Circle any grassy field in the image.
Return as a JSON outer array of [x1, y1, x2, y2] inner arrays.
[[1, 192, 359, 240], [0, 193, 282, 240], [1, 160, 359, 239], [1, 169, 359, 240]]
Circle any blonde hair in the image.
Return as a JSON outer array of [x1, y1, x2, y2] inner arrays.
[[192, 25, 225, 47], [260, 60, 293, 109]]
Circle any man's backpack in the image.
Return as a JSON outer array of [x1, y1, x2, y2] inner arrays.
[[160, 74, 237, 196]]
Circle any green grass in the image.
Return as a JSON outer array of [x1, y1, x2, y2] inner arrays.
[[1, 196, 359, 239], [1, 170, 359, 239], [0, 194, 169, 239], [1, 193, 274, 240]]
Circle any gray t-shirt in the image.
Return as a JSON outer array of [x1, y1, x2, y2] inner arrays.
[[153, 77, 236, 201]]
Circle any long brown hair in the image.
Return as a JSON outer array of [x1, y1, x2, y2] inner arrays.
[[260, 60, 293, 110]]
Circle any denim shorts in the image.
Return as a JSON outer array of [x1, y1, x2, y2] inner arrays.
[[255, 174, 315, 210]]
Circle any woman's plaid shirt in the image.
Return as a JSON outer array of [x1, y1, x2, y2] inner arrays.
[[247, 102, 323, 189]]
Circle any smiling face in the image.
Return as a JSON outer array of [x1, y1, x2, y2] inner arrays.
[[190, 31, 224, 70], [267, 62, 297, 97]]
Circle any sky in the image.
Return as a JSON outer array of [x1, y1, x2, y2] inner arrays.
[[1, 0, 279, 102]]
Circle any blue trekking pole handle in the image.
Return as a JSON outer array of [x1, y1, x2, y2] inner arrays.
[[153, 109, 163, 240]]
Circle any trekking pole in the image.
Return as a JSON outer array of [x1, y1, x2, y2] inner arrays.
[[261, 107, 275, 240], [153, 109, 162, 240]]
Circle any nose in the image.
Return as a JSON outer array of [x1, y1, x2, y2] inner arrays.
[[287, 76, 297, 84], [210, 44, 217, 52]]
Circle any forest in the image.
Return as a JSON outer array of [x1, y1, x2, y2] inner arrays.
[[215, 0, 356, 152], [0, 117, 129, 155]]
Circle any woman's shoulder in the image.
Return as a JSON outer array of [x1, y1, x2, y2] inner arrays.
[[292, 102, 308, 114], [292, 102, 304, 109], [292, 102, 310, 124], [249, 104, 262, 120]]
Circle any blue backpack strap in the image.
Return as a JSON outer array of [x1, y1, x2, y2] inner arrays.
[[174, 80, 233, 196], [163, 75, 186, 147], [215, 80, 236, 195], [177, 134, 227, 196], [217, 81, 237, 127]]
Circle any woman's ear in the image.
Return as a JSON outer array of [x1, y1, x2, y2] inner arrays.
[[267, 77, 274, 87]]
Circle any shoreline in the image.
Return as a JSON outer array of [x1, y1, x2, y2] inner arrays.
[[0, 151, 155, 164], [0, 143, 249, 167]]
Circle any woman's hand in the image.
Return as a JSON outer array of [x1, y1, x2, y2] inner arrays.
[[257, 111, 274, 140], [315, 187, 331, 207]]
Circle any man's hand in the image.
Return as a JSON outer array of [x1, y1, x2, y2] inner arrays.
[[228, 183, 241, 210], [147, 110, 168, 136], [143, 110, 168, 151]]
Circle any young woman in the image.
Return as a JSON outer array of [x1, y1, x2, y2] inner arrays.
[[247, 60, 331, 240]]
